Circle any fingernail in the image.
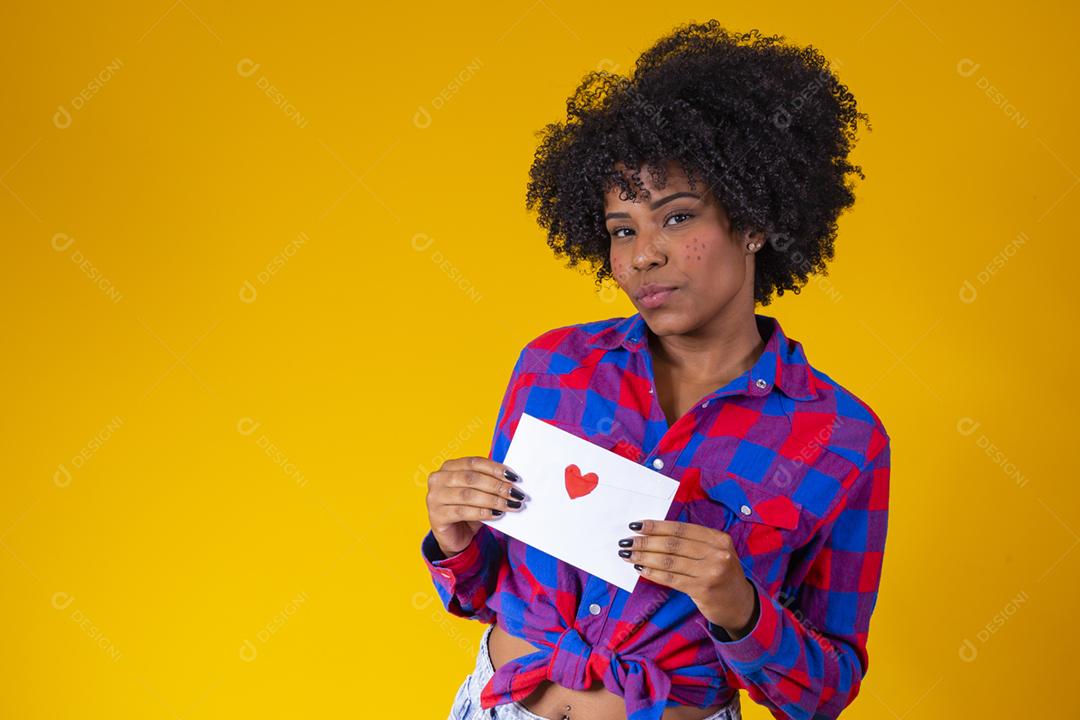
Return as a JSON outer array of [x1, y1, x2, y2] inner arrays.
[[509, 486, 526, 500], [491, 509, 503, 516], [618, 549, 632, 558], [618, 538, 633, 547], [507, 499, 522, 509], [504, 469, 521, 482], [633, 564, 644, 571], [628, 521, 643, 531]]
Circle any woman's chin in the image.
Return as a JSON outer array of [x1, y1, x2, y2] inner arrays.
[[640, 310, 695, 337]]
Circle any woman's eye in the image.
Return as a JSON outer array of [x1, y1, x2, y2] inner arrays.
[[609, 213, 692, 239]]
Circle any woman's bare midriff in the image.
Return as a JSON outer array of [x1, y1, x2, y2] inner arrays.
[[488, 624, 728, 720]]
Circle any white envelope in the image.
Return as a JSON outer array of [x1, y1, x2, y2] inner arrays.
[[481, 412, 680, 592]]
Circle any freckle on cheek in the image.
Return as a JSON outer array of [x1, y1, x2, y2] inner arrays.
[[685, 239, 703, 261]]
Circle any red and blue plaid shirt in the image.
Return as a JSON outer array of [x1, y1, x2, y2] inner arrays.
[[422, 312, 891, 720]]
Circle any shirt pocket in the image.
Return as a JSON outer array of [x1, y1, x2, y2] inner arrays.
[[696, 469, 805, 586]]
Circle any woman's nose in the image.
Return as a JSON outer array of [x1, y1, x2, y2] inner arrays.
[[631, 232, 666, 270]]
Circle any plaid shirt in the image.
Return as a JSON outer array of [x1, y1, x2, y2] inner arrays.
[[421, 312, 891, 720]]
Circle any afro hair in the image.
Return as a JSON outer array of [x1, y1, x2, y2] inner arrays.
[[524, 19, 871, 305]]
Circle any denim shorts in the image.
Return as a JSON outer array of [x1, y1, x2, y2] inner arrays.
[[447, 623, 742, 720]]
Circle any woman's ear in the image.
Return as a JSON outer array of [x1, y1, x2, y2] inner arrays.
[[743, 228, 766, 253]]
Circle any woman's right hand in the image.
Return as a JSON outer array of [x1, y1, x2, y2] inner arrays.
[[426, 456, 528, 557]]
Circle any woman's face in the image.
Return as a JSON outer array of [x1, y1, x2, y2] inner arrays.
[[604, 162, 761, 336]]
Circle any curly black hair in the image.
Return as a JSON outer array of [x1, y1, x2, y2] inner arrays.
[[524, 19, 871, 305]]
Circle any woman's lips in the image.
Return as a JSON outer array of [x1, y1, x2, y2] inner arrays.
[[639, 287, 677, 309]]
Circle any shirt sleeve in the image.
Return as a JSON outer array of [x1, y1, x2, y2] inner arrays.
[[419, 345, 531, 624], [701, 436, 891, 719]]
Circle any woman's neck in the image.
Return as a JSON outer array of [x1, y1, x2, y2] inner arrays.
[[647, 312, 766, 388]]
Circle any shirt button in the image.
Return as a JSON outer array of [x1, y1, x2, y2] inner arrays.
[[651, 458, 664, 470], [740, 505, 752, 516], [589, 603, 602, 615], [755, 379, 769, 389]]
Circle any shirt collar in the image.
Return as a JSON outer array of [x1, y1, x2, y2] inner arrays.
[[585, 312, 819, 401]]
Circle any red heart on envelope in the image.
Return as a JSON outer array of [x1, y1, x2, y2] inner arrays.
[[565, 463, 599, 499]]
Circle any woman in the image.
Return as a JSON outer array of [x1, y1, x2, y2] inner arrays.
[[422, 20, 890, 720]]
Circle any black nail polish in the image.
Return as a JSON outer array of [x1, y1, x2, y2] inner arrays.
[[633, 564, 644, 571], [618, 549, 632, 558], [491, 509, 503, 516], [506, 499, 522, 509], [629, 521, 643, 531], [504, 469, 521, 482], [509, 486, 526, 500], [618, 538, 633, 547]]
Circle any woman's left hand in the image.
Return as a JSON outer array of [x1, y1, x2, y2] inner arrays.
[[618, 519, 760, 639]]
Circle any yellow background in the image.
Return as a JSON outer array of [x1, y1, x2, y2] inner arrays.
[[2, 1, 1076, 717]]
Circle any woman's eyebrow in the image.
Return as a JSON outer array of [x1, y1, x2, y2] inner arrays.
[[604, 191, 701, 220]]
